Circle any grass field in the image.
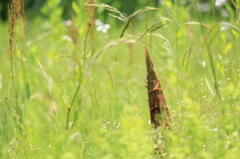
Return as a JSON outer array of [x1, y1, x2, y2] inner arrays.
[[0, 0, 240, 158]]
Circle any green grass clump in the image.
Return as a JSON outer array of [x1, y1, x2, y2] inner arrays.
[[0, 0, 240, 158]]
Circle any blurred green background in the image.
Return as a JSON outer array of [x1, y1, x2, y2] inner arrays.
[[0, 0, 236, 21], [0, 0, 240, 158]]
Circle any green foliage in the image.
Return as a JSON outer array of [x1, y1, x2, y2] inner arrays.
[[1, 0, 240, 158]]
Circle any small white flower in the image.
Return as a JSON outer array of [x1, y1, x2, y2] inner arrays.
[[26, 41, 32, 47], [95, 19, 110, 33], [215, 0, 226, 7], [233, 132, 238, 136], [95, 19, 103, 26], [157, 140, 162, 144], [97, 24, 110, 33], [62, 20, 72, 26], [199, 3, 210, 12], [202, 60, 206, 68], [63, 35, 72, 42], [220, 22, 231, 31], [220, 26, 229, 31], [221, 9, 229, 17]]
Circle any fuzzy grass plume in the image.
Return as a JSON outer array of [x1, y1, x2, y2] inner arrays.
[[145, 47, 170, 128]]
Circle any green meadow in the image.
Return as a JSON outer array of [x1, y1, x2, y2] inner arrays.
[[0, 0, 240, 158]]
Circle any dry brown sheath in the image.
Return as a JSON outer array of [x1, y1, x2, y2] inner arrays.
[[144, 47, 171, 128]]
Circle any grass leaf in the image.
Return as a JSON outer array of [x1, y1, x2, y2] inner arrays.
[[120, 7, 159, 38], [139, 21, 165, 40], [62, 79, 70, 106], [25, 81, 30, 100]]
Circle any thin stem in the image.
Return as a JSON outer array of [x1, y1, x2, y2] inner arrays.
[[66, 108, 71, 130], [66, 83, 81, 130], [83, 26, 90, 63]]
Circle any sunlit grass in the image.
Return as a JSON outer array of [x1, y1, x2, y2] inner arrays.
[[0, 1, 240, 158]]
